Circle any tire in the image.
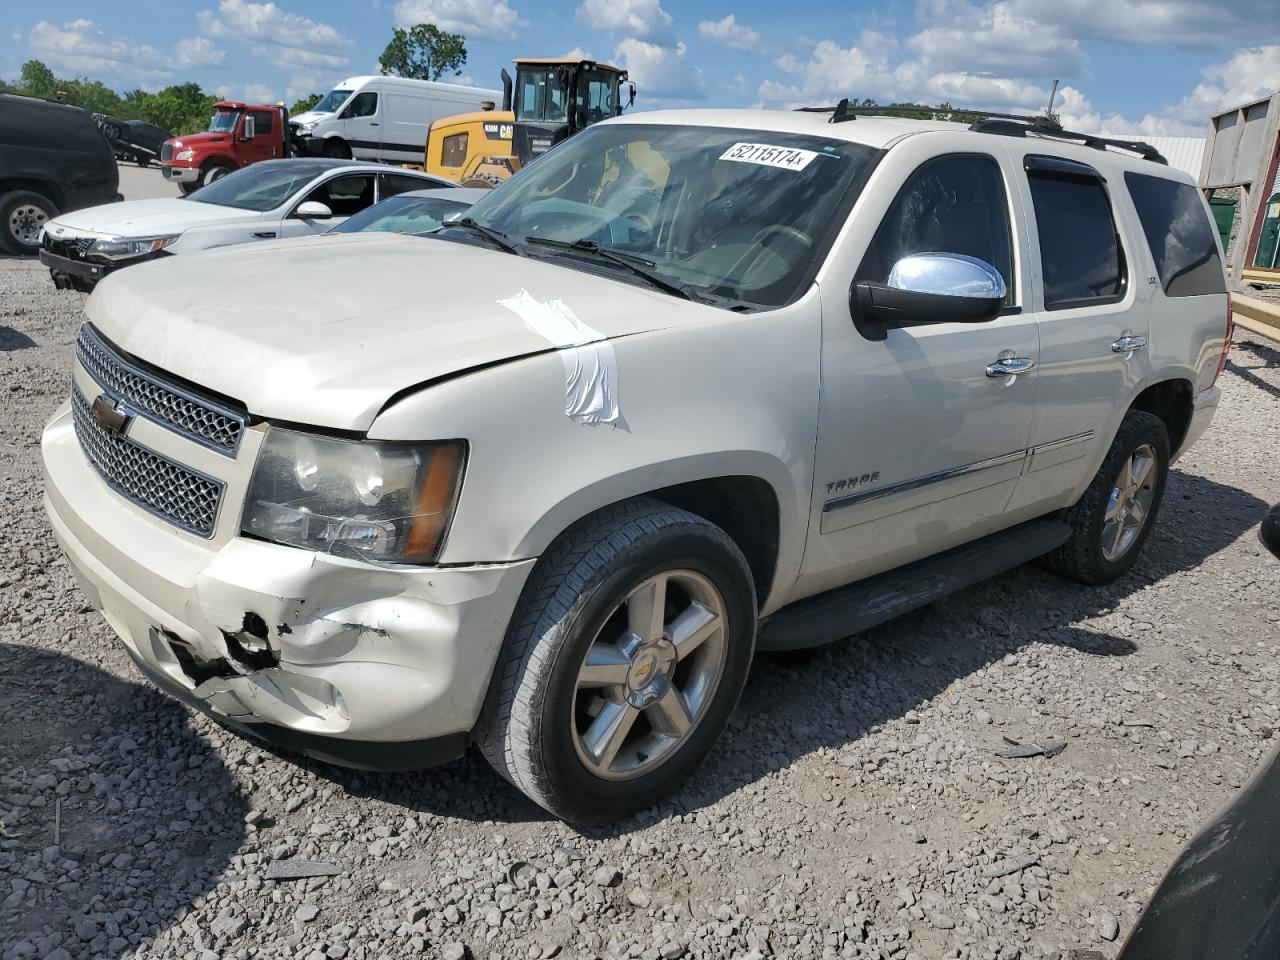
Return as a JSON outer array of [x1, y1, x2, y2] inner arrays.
[[201, 162, 234, 187], [178, 182, 199, 197], [0, 190, 58, 256], [461, 172, 505, 189], [479, 498, 757, 824], [1040, 410, 1170, 585], [322, 139, 351, 160]]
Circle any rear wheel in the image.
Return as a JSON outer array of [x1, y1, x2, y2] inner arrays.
[[1041, 410, 1169, 584], [479, 499, 757, 824], [0, 190, 58, 255]]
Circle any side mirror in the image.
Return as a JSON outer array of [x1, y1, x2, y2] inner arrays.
[[1262, 504, 1280, 559], [295, 201, 332, 219], [852, 253, 1006, 326], [241, 116, 255, 140]]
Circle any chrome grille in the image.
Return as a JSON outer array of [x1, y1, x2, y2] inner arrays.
[[72, 387, 223, 538], [42, 234, 94, 260], [160, 142, 173, 163], [77, 324, 245, 455]]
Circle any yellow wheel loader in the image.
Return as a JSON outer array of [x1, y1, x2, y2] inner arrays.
[[425, 59, 633, 187]]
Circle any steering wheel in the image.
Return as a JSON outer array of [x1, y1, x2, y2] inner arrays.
[[749, 224, 814, 253], [724, 225, 815, 291]]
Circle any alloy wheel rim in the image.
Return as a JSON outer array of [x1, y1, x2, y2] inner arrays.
[[1102, 443, 1157, 561], [9, 204, 47, 245], [571, 569, 728, 781]]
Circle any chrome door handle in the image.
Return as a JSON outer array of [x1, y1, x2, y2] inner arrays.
[[986, 357, 1035, 378], [1112, 335, 1147, 353]]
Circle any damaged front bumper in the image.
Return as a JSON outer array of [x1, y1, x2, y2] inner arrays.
[[42, 400, 535, 770]]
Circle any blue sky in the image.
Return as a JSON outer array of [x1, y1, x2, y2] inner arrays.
[[6, 0, 1279, 136]]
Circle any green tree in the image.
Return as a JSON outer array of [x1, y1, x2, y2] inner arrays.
[[123, 83, 217, 135], [290, 92, 323, 114], [19, 60, 58, 100], [379, 24, 467, 81]]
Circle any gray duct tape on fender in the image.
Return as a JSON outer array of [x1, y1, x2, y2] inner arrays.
[[498, 288, 620, 425]]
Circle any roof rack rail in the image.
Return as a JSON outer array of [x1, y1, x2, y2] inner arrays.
[[793, 101, 1168, 164], [795, 97, 856, 123], [969, 114, 1167, 164]]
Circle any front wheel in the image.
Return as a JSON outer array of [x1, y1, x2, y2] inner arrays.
[[479, 499, 757, 824], [1041, 410, 1170, 584], [0, 190, 58, 255]]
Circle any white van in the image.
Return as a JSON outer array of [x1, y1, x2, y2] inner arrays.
[[290, 75, 502, 164]]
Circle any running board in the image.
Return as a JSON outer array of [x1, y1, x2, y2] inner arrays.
[[758, 518, 1070, 651]]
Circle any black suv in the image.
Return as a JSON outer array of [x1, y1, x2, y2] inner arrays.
[[0, 94, 119, 255]]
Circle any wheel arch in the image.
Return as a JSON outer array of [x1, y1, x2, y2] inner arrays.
[[1128, 376, 1194, 457], [0, 179, 64, 210], [512, 455, 793, 612], [200, 155, 238, 173]]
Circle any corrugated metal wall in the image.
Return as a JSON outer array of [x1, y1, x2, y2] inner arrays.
[[1102, 135, 1206, 178]]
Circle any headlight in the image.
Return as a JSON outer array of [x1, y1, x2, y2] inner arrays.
[[87, 235, 180, 260], [174, 148, 195, 161], [241, 428, 465, 564], [301, 120, 319, 132]]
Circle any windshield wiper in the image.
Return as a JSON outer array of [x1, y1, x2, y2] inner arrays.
[[523, 236, 700, 302], [444, 217, 521, 255]]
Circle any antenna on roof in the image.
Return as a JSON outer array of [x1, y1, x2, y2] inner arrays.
[[1045, 79, 1060, 119]]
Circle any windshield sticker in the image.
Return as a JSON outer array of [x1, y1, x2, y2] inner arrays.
[[719, 142, 819, 171], [497, 289, 620, 426]]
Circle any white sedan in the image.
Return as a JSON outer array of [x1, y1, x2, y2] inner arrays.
[[38, 158, 452, 291]]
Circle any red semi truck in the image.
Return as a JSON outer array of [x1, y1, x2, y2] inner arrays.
[[160, 101, 292, 194]]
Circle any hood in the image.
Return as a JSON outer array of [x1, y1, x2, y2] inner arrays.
[[49, 198, 258, 238], [169, 131, 233, 149], [86, 233, 716, 431], [289, 110, 329, 126]]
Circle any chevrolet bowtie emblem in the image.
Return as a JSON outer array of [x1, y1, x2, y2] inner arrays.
[[91, 394, 133, 435]]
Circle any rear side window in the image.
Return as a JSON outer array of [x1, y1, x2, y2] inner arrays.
[[248, 110, 274, 137], [858, 153, 1015, 302], [1027, 163, 1125, 309], [380, 173, 434, 198], [1124, 172, 1226, 297]]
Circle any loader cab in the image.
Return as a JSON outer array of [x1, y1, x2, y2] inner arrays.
[[509, 60, 630, 166]]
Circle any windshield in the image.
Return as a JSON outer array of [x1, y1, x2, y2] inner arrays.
[[515, 67, 568, 123], [330, 195, 471, 235], [457, 123, 877, 308], [312, 89, 353, 114], [188, 163, 321, 211], [208, 108, 240, 133]]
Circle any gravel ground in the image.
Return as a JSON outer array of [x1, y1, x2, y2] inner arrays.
[[3, 243, 1279, 960]]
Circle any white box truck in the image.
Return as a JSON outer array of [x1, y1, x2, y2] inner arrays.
[[290, 75, 503, 164]]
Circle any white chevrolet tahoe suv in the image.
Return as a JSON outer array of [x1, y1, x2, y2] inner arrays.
[[42, 106, 1230, 823]]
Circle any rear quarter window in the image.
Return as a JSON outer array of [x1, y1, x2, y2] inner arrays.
[[1124, 172, 1227, 298]]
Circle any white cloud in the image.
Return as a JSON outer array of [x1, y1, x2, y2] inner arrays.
[[614, 37, 704, 102], [286, 75, 324, 100], [1007, 0, 1279, 48], [579, 0, 673, 42], [759, 39, 890, 106], [562, 46, 595, 61], [907, 2, 1085, 79], [175, 36, 225, 68], [239, 82, 277, 103], [251, 44, 349, 71], [30, 19, 170, 82], [197, 0, 349, 53], [698, 15, 760, 51], [392, 0, 526, 40]]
